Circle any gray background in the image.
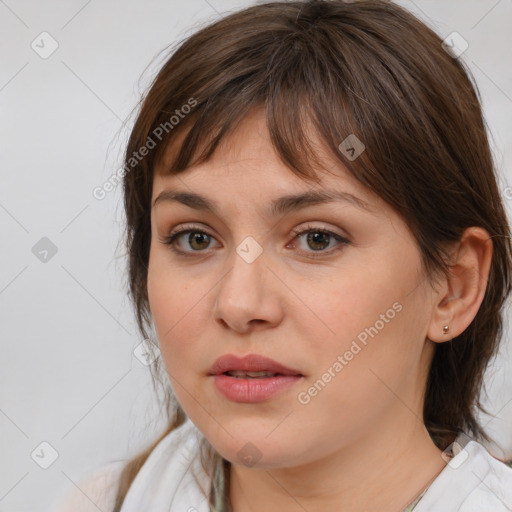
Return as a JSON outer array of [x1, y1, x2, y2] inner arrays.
[[1, 1, 511, 511]]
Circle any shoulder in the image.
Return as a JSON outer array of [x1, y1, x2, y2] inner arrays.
[[52, 420, 207, 512], [120, 419, 212, 511], [414, 439, 512, 512], [459, 442, 512, 511], [52, 460, 126, 512]]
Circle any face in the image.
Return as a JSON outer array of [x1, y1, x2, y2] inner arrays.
[[147, 108, 438, 469]]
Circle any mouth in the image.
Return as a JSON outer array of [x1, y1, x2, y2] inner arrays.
[[221, 370, 294, 379], [208, 353, 303, 403], [208, 353, 304, 378], [211, 369, 303, 403]]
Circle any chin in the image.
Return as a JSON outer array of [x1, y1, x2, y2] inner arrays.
[[205, 430, 299, 470]]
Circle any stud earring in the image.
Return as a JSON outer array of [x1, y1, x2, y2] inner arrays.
[[443, 325, 449, 335]]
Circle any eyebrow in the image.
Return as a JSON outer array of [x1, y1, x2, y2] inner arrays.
[[152, 188, 376, 216]]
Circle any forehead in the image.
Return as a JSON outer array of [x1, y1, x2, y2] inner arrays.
[[155, 108, 270, 175], [151, 107, 387, 217]]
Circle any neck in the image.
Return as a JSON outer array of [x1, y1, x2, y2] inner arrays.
[[228, 411, 446, 512]]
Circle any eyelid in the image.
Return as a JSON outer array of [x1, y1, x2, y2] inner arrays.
[[288, 223, 350, 258], [160, 223, 218, 258], [168, 222, 214, 238], [160, 222, 350, 258]]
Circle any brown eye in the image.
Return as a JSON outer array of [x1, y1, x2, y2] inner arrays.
[[161, 226, 219, 256], [305, 231, 331, 251], [186, 231, 211, 251], [290, 225, 350, 258]]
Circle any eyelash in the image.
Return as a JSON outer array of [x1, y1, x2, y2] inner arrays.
[[160, 223, 350, 259]]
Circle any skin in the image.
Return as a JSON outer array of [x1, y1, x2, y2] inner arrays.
[[147, 107, 493, 512]]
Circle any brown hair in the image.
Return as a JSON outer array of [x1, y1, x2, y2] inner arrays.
[[113, 0, 512, 509]]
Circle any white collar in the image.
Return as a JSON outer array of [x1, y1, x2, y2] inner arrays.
[[120, 420, 512, 512], [120, 418, 212, 512], [413, 436, 512, 512]]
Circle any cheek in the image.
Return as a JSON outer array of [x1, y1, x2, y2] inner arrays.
[[147, 252, 206, 370], [304, 264, 402, 350], [296, 274, 417, 444], [147, 274, 211, 415], [302, 248, 423, 388]]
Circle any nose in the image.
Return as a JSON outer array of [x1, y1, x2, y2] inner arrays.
[[212, 244, 284, 333]]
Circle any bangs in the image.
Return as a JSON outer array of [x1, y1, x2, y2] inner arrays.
[[150, 33, 366, 189]]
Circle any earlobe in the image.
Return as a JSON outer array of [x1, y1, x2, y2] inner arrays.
[[427, 227, 493, 343]]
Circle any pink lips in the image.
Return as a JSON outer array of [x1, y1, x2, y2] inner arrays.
[[208, 353, 304, 403], [208, 353, 303, 376]]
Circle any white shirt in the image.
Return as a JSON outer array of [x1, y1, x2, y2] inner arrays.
[[53, 418, 512, 512]]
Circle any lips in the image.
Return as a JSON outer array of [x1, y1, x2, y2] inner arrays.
[[208, 353, 303, 377]]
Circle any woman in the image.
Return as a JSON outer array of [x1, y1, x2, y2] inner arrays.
[[54, 1, 512, 511]]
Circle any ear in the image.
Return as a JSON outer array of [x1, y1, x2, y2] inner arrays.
[[427, 227, 493, 343]]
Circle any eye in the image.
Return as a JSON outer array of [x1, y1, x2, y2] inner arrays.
[[288, 224, 349, 257], [159, 223, 350, 258], [160, 225, 219, 257]]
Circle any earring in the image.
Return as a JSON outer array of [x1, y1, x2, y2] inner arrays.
[[443, 325, 449, 335]]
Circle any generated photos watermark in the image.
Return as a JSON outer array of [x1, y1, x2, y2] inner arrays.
[[93, 97, 197, 200], [297, 301, 403, 405]]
